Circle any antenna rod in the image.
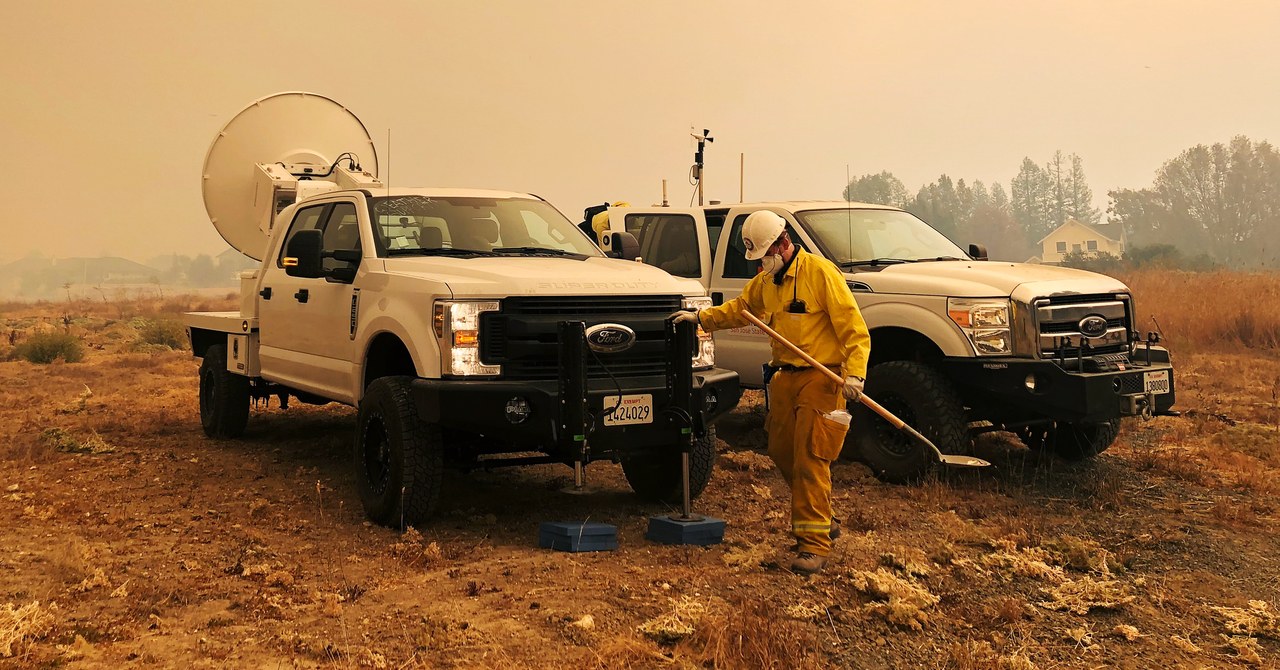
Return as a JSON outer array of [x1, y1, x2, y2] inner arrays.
[[739, 152, 744, 203], [662, 178, 668, 207]]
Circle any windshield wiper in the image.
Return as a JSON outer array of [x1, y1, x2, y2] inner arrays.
[[386, 247, 499, 257], [491, 246, 580, 256], [841, 258, 914, 267], [921, 256, 965, 262]]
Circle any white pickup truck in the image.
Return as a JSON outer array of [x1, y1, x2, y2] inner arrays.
[[602, 201, 1176, 481], [183, 93, 739, 527]]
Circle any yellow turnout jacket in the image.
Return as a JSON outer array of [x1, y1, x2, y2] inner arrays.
[[698, 250, 870, 378]]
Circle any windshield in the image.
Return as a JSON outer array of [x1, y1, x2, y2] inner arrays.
[[795, 208, 967, 264], [368, 195, 602, 257]]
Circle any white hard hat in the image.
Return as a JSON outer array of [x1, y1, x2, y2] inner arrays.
[[741, 210, 786, 260]]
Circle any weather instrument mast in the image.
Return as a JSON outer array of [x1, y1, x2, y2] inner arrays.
[[690, 129, 713, 206]]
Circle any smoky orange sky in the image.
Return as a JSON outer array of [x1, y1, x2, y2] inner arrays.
[[2, 2, 1278, 263]]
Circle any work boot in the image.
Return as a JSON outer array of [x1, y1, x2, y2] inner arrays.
[[791, 552, 827, 575]]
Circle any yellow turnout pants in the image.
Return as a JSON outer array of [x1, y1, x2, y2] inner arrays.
[[766, 367, 850, 556]]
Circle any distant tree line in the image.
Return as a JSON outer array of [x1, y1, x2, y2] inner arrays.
[[1108, 136, 1280, 268], [6, 250, 255, 300], [843, 135, 1279, 269]]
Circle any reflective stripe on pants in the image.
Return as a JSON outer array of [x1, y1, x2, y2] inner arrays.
[[766, 367, 849, 556]]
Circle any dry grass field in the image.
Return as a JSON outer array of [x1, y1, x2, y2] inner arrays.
[[0, 271, 1277, 669]]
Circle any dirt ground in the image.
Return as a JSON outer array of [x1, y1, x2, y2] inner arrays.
[[1, 300, 1278, 669]]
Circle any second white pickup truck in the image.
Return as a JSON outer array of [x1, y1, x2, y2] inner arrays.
[[603, 201, 1177, 482]]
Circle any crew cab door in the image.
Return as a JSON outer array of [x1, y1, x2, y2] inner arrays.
[[257, 198, 365, 403], [607, 207, 712, 288], [706, 208, 815, 387]]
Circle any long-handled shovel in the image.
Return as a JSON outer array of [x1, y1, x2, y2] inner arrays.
[[739, 311, 990, 469]]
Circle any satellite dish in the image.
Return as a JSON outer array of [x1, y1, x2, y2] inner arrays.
[[201, 92, 378, 260]]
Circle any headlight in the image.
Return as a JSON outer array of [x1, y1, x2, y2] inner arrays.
[[433, 300, 500, 376], [682, 296, 715, 369], [948, 298, 1012, 356]]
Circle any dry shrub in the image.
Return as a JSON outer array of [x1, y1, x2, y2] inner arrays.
[[47, 537, 95, 586], [879, 549, 931, 577], [981, 539, 1064, 583], [681, 596, 822, 670], [1209, 496, 1264, 528], [15, 331, 83, 363], [1214, 423, 1280, 467], [637, 596, 706, 643], [0, 601, 57, 658], [40, 428, 114, 455], [72, 568, 111, 593], [720, 540, 771, 571], [949, 641, 1037, 670], [389, 528, 446, 569], [719, 449, 774, 471], [1220, 635, 1264, 665], [133, 318, 187, 350], [994, 597, 1032, 625], [1044, 535, 1114, 574], [1211, 600, 1279, 639], [847, 568, 940, 630], [1037, 576, 1136, 615], [1112, 624, 1142, 641]]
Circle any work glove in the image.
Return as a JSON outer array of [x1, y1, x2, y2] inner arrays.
[[669, 310, 700, 326], [842, 375, 865, 402]]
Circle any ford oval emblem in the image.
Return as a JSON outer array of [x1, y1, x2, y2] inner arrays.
[[1078, 315, 1109, 339], [585, 323, 636, 353]]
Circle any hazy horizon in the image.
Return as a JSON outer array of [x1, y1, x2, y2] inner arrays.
[[3, 2, 1278, 264]]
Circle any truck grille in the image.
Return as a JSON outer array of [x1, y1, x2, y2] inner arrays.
[[1034, 294, 1131, 358], [480, 296, 683, 380]]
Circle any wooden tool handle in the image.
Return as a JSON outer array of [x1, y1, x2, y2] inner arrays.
[[740, 310, 904, 429]]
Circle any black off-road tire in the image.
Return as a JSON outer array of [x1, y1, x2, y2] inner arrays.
[[622, 427, 718, 503], [355, 376, 444, 528], [199, 344, 250, 439], [1019, 419, 1121, 461], [848, 361, 969, 484]]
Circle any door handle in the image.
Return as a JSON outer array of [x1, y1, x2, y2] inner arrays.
[[259, 287, 272, 300], [711, 291, 724, 306], [294, 288, 309, 303]]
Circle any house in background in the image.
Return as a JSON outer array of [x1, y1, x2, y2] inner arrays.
[[1033, 219, 1126, 264]]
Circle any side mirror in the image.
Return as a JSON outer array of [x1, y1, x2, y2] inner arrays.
[[968, 243, 988, 261], [603, 231, 641, 261], [284, 229, 324, 278]]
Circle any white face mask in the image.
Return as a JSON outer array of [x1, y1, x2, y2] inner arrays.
[[759, 253, 784, 275]]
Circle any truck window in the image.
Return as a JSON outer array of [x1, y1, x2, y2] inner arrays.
[[705, 209, 727, 260], [368, 195, 601, 256], [321, 202, 361, 274], [722, 214, 807, 279], [624, 214, 700, 278], [796, 209, 965, 263], [277, 204, 327, 267]]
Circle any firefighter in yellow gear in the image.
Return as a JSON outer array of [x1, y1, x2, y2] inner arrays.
[[590, 201, 630, 245], [671, 210, 870, 575]]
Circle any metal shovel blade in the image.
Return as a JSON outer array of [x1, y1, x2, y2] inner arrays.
[[738, 310, 991, 470], [939, 454, 991, 468]]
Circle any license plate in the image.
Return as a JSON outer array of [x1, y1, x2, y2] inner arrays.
[[603, 394, 653, 426], [1144, 370, 1170, 395]]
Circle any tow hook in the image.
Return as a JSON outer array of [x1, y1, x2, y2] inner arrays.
[[1124, 392, 1156, 420]]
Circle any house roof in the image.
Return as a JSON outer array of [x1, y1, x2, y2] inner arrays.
[[1038, 218, 1123, 245]]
